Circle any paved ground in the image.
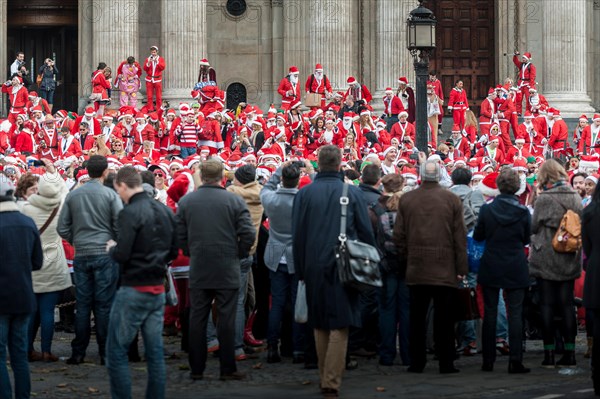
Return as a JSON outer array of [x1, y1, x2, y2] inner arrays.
[[20, 331, 595, 399]]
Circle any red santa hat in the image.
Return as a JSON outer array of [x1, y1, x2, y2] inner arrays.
[[148, 163, 169, 176], [580, 155, 600, 171], [199, 58, 210, 66], [22, 121, 35, 133], [451, 124, 461, 133], [14, 76, 23, 84], [148, 112, 159, 123], [478, 172, 500, 197], [315, 63, 323, 71], [522, 52, 532, 60], [343, 112, 354, 120], [150, 45, 159, 51], [488, 87, 495, 96], [347, 76, 357, 85], [107, 156, 123, 170], [102, 114, 113, 122], [276, 113, 287, 123], [523, 111, 534, 119], [32, 105, 43, 114], [382, 146, 397, 158], [54, 110, 68, 120], [384, 87, 393, 94], [167, 171, 195, 204], [513, 158, 528, 172], [169, 159, 184, 170], [135, 112, 146, 121], [515, 137, 526, 144], [454, 157, 466, 167], [586, 173, 599, 185], [28, 91, 38, 98], [288, 66, 299, 74], [84, 107, 95, 117], [547, 108, 556, 116], [593, 114, 600, 122], [266, 112, 276, 121], [398, 77, 408, 85], [552, 109, 562, 118], [360, 109, 371, 117], [579, 114, 588, 122], [76, 169, 90, 183], [290, 100, 302, 110], [398, 110, 409, 118], [528, 86, 538, 93]]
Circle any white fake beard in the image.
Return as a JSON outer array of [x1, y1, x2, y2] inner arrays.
[[323, 130, 333, 143], [290, 75, 298, 85], [136, 123, 146, 132], [515, 174, 527, 196], [315, 71, 323, 80], [343, 119, 352, 130]]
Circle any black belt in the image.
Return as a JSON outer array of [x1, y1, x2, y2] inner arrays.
[[387, 114, 398, 118]]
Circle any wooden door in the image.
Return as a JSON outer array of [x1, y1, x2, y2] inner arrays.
[[425, 0, 495, 115]]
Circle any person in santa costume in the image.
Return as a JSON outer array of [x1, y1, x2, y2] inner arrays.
[[194, 85, 225, 116], [547, 108, 570, 154], [428, 70, 444, 132], [336, 112, 361, 146], [448, 80, 469, 130], [58, 126, 83, 158], [396, 76, 416, 123], [305, 63, 332, 108], [449, 124, 471, 158], [35, 115, 60, 159], [579, 114, 600, 155], [495, 86, 516, 149], [26, 91, 51, 115], [389, 110, 416, 146], [380, 146, 400, 175], [317, 118, 338, 147], [479, 87, 497, 137], [0, 120, 11, 154], [75, 122, 97, 155], [383, 87, 404, 132], [573, 114, 588, 148], [114, 56, 142, 108], [71, 107, 101, 137], [261, 128, 288, 160], [143, 46, 166, 112], [196, 58, 217, 87], [512, 51, 536, 115], [2, 75, 29, 123], [91, 62, 111, 116], [505, 137, 532, 164], [278, 66, 301, 111], [198, 111, 224, 155], [15, 120, 35, 155], [130, 113, 155, 155], [475, 136, 504, 166], [526, 87, 548, 115], [512, 158, 534, 207], [345, 76, 372, 104]]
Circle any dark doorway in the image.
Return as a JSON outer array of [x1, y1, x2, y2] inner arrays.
[[425, 0, 495, 115], [226, 83, 247, 110], [7, 0, 78, 111]]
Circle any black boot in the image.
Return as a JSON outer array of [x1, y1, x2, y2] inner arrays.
[[508, 361, 530, 374], [556, 350, 576, 367], [541, 350, 555, 368], [267, 345, 281, 363], [592, 367, 600, 396]]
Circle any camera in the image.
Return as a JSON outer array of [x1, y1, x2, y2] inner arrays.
[[343, 148, 351, 154], [28, 159, 44, 167], [291, 160, 305, 169]]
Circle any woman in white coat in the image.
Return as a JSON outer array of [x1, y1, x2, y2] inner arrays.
[[21, 159, 72, 362]]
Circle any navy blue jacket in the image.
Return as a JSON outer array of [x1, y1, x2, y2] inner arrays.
[[474, 194, 531, 289], [0, 201, 43, 314]]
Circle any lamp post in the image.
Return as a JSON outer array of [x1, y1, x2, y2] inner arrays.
[[407, 0, 436, 153]]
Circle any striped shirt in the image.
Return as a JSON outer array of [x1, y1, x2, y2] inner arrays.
[[176, 122, 199, 147]]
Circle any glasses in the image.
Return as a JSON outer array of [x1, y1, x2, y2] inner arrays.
[[113, 143, 122, 146], [154, 172, 165, 178]]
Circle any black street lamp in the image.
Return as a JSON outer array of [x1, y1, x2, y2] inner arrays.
[[407, 0, 436, 153]]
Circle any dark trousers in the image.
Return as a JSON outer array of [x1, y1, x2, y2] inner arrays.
[[349, 288, 379, 352], [591, 310, 600, 388], [189, 288, 237, 375], [482, 286, 525, 363], [538, 279, 576, 346], [409, 285, 456, 369]]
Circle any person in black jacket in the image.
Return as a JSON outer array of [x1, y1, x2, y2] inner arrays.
[[473, 168, 531, 374], [583, 184, 600, 395], [105, 166, 178, 399]]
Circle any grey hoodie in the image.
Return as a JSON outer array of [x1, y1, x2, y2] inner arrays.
[[449, 184, 485, 231]]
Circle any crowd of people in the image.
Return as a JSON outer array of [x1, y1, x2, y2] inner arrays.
[[1, 47, 600, 399]]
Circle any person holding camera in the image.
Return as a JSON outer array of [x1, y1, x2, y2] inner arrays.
[[143, 46, 166, 112], [38, 58, 59, 113]]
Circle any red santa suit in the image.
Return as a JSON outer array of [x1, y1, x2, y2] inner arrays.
[[579, 122, 600, 155], [143, 53, 166, 111], [91, 69, 111, 112], [305, 69, 332, 108], [58, 134, 83, 158], [450, 136, 472, 159], [389, 121, 416, 143], [448, 87, 469, 129], [71, 114, 102, 137], [475, 144, 505, 165], [345, 80, 372, 104], [198, 116, 223, 154], [35, 126, 60, 159], [527, 92, 548, 115], [479, 93, 496, 137], [336, 119, 361, 147], [26, 96, 51, 116], [15, 128, 35, 154], [518, 119, 544, 156], [2, 81, 28, 123], [505, 143, 532, 164], [496, 97, 516, 150], [277, 74, 301, 111], [131, 122, 156, 154], [548, 115, 569, 152], [513, 53, 536, 114], [382, 95, 404, 118]]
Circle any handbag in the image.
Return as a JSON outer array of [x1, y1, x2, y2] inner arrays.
[[305, 92, 322, 107], [334, 183, 382, 291], [454, 279, 480, 321], [164, 266, 178, 307], [294, 281, 308, 323], [36, 73, 43, 87]]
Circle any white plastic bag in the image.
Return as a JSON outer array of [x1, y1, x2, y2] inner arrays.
[[294, 281, 308, 324], [165, 267, 178, 307]]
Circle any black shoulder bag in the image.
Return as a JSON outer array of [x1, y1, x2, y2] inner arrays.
[[334, 183, 382, 291]]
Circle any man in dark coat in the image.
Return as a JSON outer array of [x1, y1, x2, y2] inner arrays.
[[393, 158, 468, 374], [176, 160, 255, 381], [0, 174, 43, 398], [292, 145, 376, 397]]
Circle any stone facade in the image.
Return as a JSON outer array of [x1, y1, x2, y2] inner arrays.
[[1, 0, 598, 115]]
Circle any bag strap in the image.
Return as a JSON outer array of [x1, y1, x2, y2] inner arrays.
[[39, 206, 60, 235], [338, 183, 350, 244]]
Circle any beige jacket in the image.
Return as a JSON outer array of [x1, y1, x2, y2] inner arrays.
[[227, 181, 263, 255], [21, 172, 72, 293]]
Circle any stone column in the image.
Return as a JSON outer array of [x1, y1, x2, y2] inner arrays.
[[308, 1, 356, 90], [541, 0, 594, 116], [271, 0, 284, 107], [0, 0, 7, 116], [282, 1, 308, 89], [373, 0, 414, 111], [161, 0, 207, 101], [78, 0, 94, 112]]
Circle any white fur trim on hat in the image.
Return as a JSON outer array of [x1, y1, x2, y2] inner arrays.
[[399, 111, 409, 118], [586, 175, 599, 185], [515, 138, 525, 144], [477, 180, 500, 197]]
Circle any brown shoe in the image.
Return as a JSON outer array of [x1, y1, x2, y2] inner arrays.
[[219, 371, 246, 381], [321, 387, 339, 398], [42, 352, 58, 362], [28, 351, 43, 362]]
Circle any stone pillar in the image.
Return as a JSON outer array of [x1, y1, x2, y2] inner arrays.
[[541, 0, 594, 116], [161, 0, 207, 101], [0, 0, 7, 116], [271, 0, 284, 107], [308, 1, 356, 90], [78, 0, 95, 112], [282, 1, 308, 89], [373, 0, 414, 111]]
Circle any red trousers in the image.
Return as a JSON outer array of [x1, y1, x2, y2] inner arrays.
[[515, 87, 530, 115], [453, 109, 466, 130], [146, 81, 163, 111], [499, 121, 513, 149]]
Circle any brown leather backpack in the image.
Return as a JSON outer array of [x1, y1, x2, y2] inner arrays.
[[552, 209, 582, 253]]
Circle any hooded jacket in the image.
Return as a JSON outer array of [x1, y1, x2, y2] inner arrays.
[[474, 194, 531, 289]]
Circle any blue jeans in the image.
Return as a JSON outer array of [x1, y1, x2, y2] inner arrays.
[[377, 272, 410, 365], [456, 272, 478, 348], [180, 147, 197, 159], [106, 287, 166, 399], [0, 314, 31, 399], [496, 289, 508, 340], [28, 291, 61, 353], [267, 263, 304, 353], [40, 89, 55, 105], [72, 255, 119, 359]]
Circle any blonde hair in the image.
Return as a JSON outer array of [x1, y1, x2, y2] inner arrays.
[[537, 159, 568, 187], [465, 110, 478, 129], [437, 143, 449, 153]]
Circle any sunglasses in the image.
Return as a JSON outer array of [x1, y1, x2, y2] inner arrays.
[[154, 171, 165, 177]]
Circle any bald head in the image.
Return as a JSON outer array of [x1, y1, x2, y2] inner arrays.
[[421, 160, 440, 182]]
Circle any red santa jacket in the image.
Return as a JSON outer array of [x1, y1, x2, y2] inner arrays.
[[345, 84, 372, 104], [305, 74, 332, 95], [475, 145, 505, 165], [497, 98, 515, 122], [464, 125, 478, 144], [389, 121, 416, 143], [15, 130, 34, 153], [131, 123, 156, 154], [579, 125, 600, 154], [513, 55, 536, 88], [58, 135, 83, 158], [26, 98, 51, 116], [428, 78, 444, 101], [450, 137, 471, 158], [198, 86, 225, 115], [527, 94, 548, 114], [383, 96, 404, 116], [505, 145, 532, 163], [2, 84, 28, 115], [71, 116, 102, 136], [91, 70, 111, 100], [0, 130, 9, 154], [479, 97, 496, 125], [198, 118, 223, 154], [448, 88, 468, 111], [277, 77, 301, 110], [518, 122, 544, 155], [548, 119, 569, 150], [144, 56, 166, 83]]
